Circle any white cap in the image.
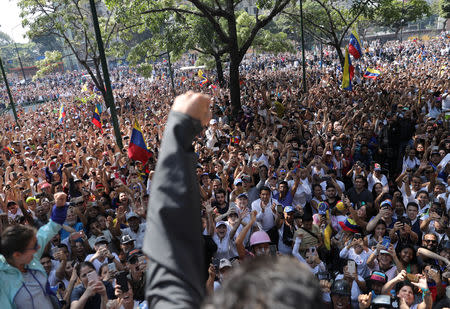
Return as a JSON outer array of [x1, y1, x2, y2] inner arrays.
[[210, 119, 218, 125], [219, 258, 232, 269], [215, 221, 227, 228]]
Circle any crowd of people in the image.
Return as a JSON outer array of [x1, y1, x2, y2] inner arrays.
[[0, 31, 449, 309]]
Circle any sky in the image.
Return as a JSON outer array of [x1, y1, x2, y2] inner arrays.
[[0, 0, 28, 43]]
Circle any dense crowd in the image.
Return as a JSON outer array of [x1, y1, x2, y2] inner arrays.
[[0, 32, 449, 309]]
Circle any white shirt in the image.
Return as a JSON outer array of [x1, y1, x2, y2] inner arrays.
[[339, 246, 373, 278], [367, 172, 388, 191], [289, 178, 312, 207], [121, 223, 146, 249], [251, 198, 276, 232], [85, 252, 120, 272], [212, 226, 235, 260]]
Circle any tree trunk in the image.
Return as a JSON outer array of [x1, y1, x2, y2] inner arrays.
[[214, 54, 225, 87], [229, 52, 241, 117], [334, 45, 345, 68]]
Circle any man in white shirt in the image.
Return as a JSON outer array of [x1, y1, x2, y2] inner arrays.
[[250, 144, 269, 168], [251, 186, 278, 232], [367, 163, 388, 191], [121, 212, 146, 249]]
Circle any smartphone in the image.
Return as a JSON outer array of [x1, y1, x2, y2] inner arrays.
[[308, 246, 317, 256], [354, 233, 362, 240], [108, 262, 116, 272], [115, 271, 129, 292], [212, 257, 220, 273], [347, 260, 356, 275], [381, 236, 391, 249], [86, 271, 98, 283], [406, 273, 419, 283], [276, 205, 283, 213], [269, 244, 277, 257]]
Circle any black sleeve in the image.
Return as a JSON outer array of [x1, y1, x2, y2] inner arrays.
[[143, 111, 205, 309]]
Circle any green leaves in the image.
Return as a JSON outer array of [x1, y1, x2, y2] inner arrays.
[[33, 50, 62, 80]]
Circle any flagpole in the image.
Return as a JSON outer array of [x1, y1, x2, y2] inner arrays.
[[166, 50, 176, 97], [89, 0, 123, 149], [299, 0, 307, 93], [0, 56, 20, 127]]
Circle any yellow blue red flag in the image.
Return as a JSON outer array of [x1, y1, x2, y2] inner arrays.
[[128, 120, 152, 164], [341, 47, 354, 91], [348, 30, 363, 59], [363, 68, 381, 79]]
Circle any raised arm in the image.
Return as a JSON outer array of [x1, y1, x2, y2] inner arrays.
[[143, 92, 211, 309]]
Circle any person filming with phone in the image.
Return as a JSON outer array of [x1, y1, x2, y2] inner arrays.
[[70, 261, 112, 309]]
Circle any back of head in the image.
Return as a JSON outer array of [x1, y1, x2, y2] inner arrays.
[[203, 256, 324, 309]]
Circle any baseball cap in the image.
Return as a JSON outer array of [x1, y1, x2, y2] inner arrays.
[[234, 178, 243, 186], [374, 163, 381, 171], [120, 235, 135, 244], [284, 206, 294, 213], [26, 197, 39, 204], [126, 212, 140, 221], [237, 193, 248, 199], [127, 249, 143, 263], [210, 119, 217, 125], [325, 151, 332, 155], [219, 258, 232, 270], [215, 221, 227, 228], [379, 250, 391, 255], [95, 236, 109, 245], [380, 199, 392, 208], [369, 271, 387, 283]]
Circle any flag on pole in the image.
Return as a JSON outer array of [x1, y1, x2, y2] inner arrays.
[[363, 68, 381, 79], [92, 106, 103, 133], [348, 30, 363, 59], [198, 69, 206, 80], [128, 120, 152, 164], [341, 47, 354, 91], [58, 103, 65, 124]]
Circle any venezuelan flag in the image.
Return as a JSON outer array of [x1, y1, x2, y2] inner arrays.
[[92, 106, 103, 133], [200, 78, 208, 86], [128, 120, 152, 164], [341, 47, 354, 91], [348, 30, 363, 59], [58, 103, 65, 124], [198, 69, 206, 80], [363, 68, 381, 79]]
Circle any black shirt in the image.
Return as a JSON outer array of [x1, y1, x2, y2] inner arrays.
[[70, 281, 114, 308]]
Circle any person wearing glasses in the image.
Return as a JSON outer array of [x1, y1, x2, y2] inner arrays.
[[0, 192, 69, 309]]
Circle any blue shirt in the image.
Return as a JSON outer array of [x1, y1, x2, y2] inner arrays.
[[274, 191, 294, 207]]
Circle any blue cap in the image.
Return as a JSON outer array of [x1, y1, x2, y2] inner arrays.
[[284, 206, 294, 213], [237, 193, 248, 199]]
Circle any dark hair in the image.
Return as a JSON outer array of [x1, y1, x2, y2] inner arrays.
[[0, 224, 36, 258], [395, 280, 414, 294], [406, 202, 419, 210], [260, 186, 271, 194], [76, 261, 96, 277], [40, 253, 52, 260], [216, 188, 226, 196], [202, 256, 324, 309], [279, 181, 288, 187]]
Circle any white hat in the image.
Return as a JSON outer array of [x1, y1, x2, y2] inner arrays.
[[219, 258, 232, 270], [210, 119, 218, 125], [215, 221, 227, 228]]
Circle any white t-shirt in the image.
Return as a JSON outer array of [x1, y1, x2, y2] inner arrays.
[[121, 223, 146, 249], [84, 252, 120, 272], [251, 198, 276, 232]]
